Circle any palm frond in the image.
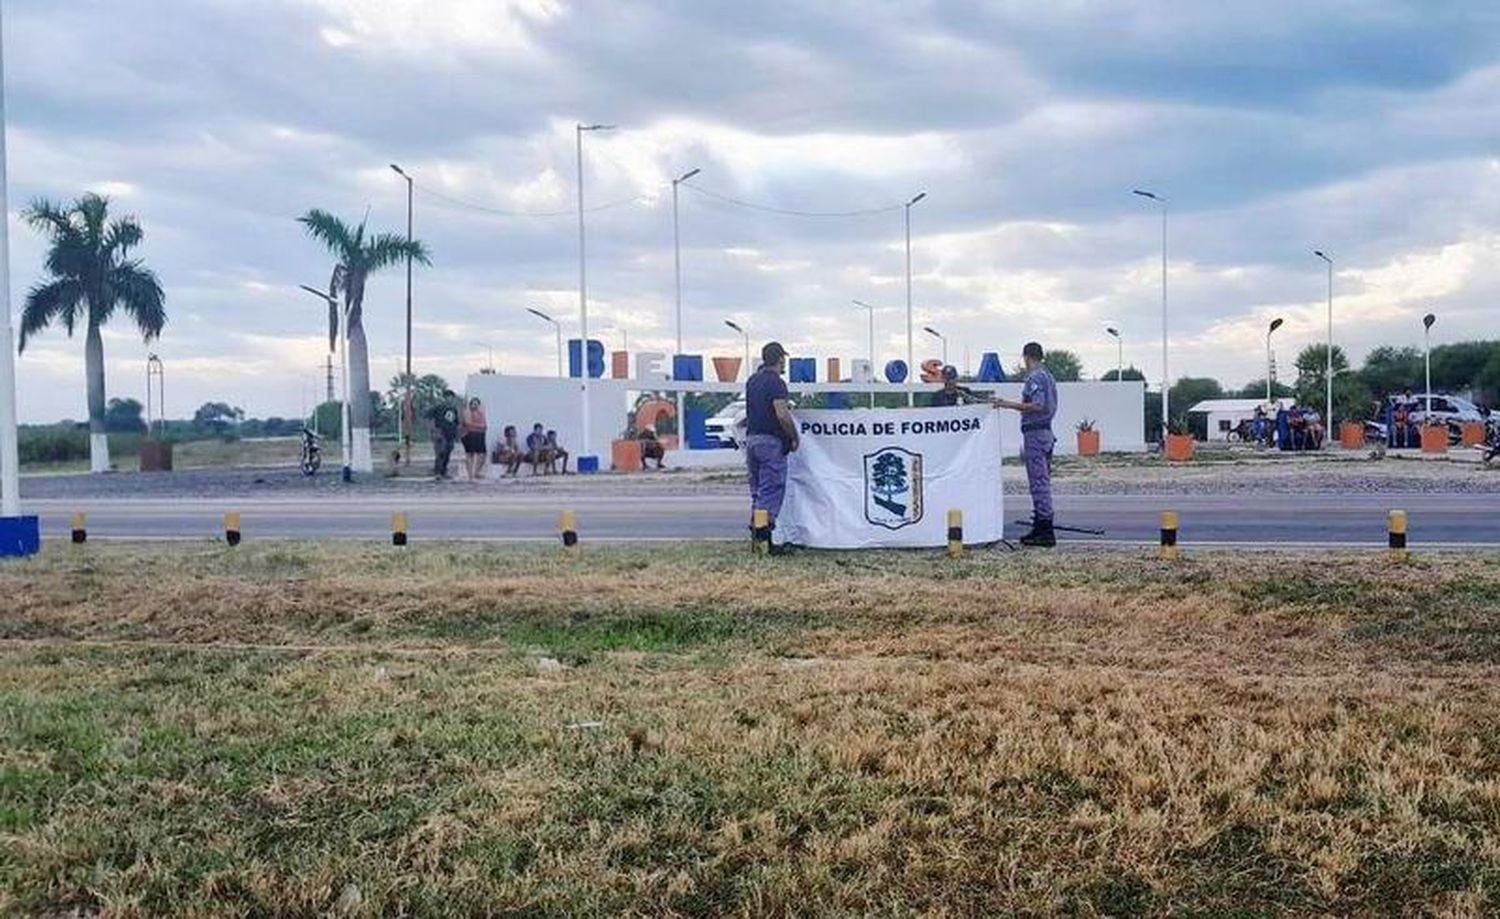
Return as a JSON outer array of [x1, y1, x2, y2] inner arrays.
[[111, 261, 167, 341], [21, 198, 74, 236], [363, 233, 432, 272], [18, 278, 84, 352], [104, 216, 144, 257], [298, 209, 356, 259]]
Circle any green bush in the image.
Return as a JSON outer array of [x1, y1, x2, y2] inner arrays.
[[19, 426, 89, 464]]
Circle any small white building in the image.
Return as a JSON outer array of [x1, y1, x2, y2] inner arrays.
[[1188, 398, 1293, 440]]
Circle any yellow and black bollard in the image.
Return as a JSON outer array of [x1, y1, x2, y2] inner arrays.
[[559, 510, 579, 555], [70, 512, 87, 544], [224, 512, 242, 547], [947, 509, 963, 559], [751, 509, 771, 555], [391, 511, 409, 547], [1159, 511, 1179, 561], [1387, 509, 1408, 562]]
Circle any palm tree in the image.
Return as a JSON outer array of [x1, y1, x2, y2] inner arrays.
[[19, 193, 166, 473], [298, 209, 430, 472]]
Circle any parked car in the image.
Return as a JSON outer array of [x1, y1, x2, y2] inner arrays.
[[1386, 393, 1487, 444], [703, 398, 746, 449]]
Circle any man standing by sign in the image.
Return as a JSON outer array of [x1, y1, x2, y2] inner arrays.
[[994, 342, 1057, 547], [930, 365, 986, 406], [746, 341, 799, 549]]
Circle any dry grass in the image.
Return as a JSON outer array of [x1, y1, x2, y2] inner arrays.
[[4, 544, 1500, 915]]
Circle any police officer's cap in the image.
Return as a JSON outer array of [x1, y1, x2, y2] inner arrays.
[[941, 365, 958, 381], [761, 341, 788, 363], [1022, 342, 1044, 361]]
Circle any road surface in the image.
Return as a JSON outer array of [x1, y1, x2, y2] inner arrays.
[[25, 492, 1500, 547]]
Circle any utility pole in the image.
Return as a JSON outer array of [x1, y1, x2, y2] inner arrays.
[[0, 3, 23, 533], [391, 164, 414, 464]]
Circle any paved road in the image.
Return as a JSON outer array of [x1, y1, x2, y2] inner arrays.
[[26, 492, 1500, 546]]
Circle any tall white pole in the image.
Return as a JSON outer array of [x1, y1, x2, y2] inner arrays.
[[340, 301, 352, 480], [0, 2, 17, 519], [576, 124, 590, 457], [1159, 201, 1168, 438], [1325, 258, 1334, 434], [554, 324, 562, 378], [671, 168, 699, 447], [1425, 321, 1433, 416], [902, 193, 925, 407], [1266, 333, 1273, 403]]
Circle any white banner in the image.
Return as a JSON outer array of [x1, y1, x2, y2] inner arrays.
[[777, 406, 1005, 549]]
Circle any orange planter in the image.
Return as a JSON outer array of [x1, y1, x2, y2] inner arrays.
[[1165, 433, 1195, 462], [1339, 422, 1364, 450], [1421, 425, 1448, 454], [610, 438, 643, 471], [1461, 422, 1486, 446], [712, 356, 742, 382], [1077, 429, 1101, 456]]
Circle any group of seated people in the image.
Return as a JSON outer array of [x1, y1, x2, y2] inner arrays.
[[490, 423, 570, 476], [1282, 404, 1325, 451]]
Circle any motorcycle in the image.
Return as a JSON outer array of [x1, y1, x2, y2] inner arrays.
[[300, 427, 322, 476]]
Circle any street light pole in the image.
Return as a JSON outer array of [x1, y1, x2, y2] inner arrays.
[[1266, 317, 1284, 403], [1105, 326, 1122, 381], [904, 191, 926, 406], [1314, 250, 1334, 435], [390, 164, 414, 464], [852, 300, 877, 409], [576, 122, 614, 460], [671, 168, 700, 445], [526, 307, 563, 378], [1132, 189, 1168, 439], [0, 2, 18, 523], [1423, 313, 1436, 416], [724, 320, 749, 380], [923, 326, 947, 365]]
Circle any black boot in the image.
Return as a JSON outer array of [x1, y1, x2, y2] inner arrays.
[[1019, 517, 1056, 547]]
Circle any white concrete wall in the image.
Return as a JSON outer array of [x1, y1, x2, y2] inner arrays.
[[464, 375, 632, 466], [464, 375, 1146, 465]]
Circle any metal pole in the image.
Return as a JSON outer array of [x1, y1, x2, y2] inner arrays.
[[555, 325, 563, 378], [1117, 337, 1123, 382], [1325, 257, 1333, 435], [1266, 333, 1273, 403], [576, 124, 590, 456], [904, 203, 912, 406], [673, 176, 682, 440], [340, 299, 352, 481], [1425, 325, 1433, 416], [0, 3, 18, 519], [403, 172, 413, 463], [1160, 201, 1168, 439]]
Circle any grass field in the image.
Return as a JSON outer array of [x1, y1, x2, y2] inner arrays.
[[4, 544, 1500, 915]]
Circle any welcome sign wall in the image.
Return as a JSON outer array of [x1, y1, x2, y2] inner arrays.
[[777, 406, 1005, 549]]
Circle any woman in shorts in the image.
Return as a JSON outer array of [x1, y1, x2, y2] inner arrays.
[[459, 397, 488, 480]]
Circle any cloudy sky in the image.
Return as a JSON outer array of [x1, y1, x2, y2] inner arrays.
[[7, 0, 1499, 422]]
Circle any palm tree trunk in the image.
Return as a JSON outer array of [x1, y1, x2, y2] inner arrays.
[[84, 320, 111, 473], [347, 311, 374, 473]]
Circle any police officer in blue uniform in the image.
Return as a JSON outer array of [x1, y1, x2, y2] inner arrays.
[[993, 342, 1058, 547]]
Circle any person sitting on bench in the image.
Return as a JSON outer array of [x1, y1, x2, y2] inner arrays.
[[524, 423, 552, 475], [546, 429, 570, 474], [491, 425, 523, 476]]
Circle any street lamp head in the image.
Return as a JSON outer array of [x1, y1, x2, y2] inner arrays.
[[1423, 313, 1436, 330], [526, 307, 555, 323], [923, 326, 942, 339], [724, 319, 745, 334], [1105, 326, 1119, 338], [1313, 249, 1331, 263], [579, 123, 615, 132], [1269, 317, 1284, 334], [389, 163, 408, 178], [852, 299, 872, 311], [907, 191, 927, 206], [1132, 189, 1160, 201], [298, 284, 333, 302], [675, 167, 701, 183]]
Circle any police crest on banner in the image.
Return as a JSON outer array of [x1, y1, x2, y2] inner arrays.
[[863, 447, 923, 529], [778, 406, 1003, 549]]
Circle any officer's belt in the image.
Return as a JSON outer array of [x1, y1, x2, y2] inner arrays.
[[1020, 421, 1053, 433]]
